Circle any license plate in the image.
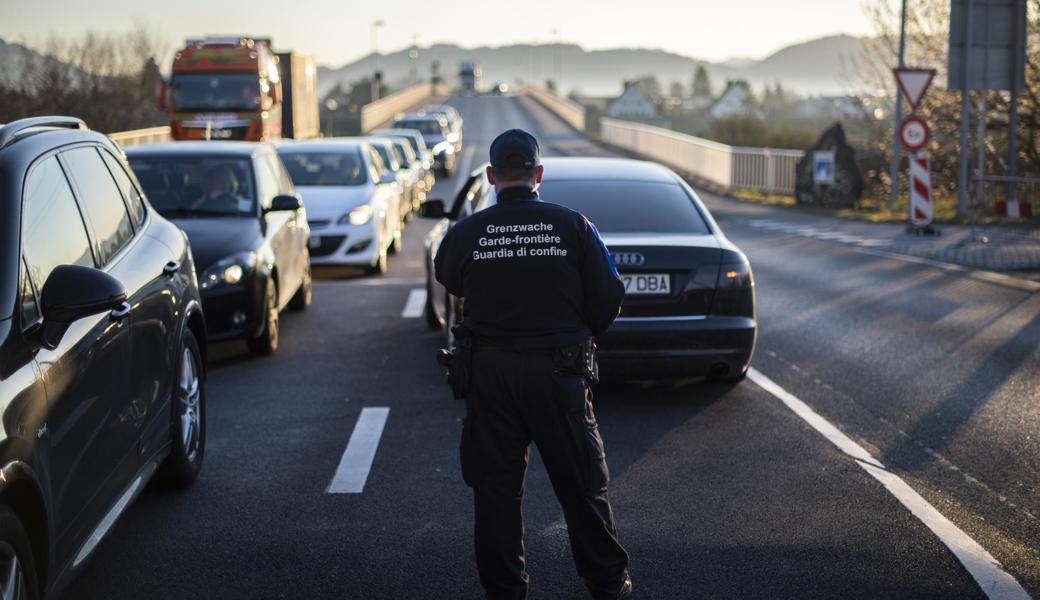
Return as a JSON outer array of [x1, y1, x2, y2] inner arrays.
[[309, 236, 321, 249], [622, 273, 671, 295]]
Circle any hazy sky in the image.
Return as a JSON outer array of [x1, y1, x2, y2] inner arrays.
[[3, 0, 876, 67]]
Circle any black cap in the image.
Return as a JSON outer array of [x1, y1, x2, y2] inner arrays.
[[489, 129, 540, 169]]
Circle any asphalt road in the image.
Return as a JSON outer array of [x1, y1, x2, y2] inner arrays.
[[66, 96, 1038, 599]]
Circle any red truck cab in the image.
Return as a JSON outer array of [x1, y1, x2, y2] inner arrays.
[[161, 37, 282, 141]]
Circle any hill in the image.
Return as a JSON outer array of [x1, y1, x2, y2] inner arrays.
[[317, 35, 870, 98]]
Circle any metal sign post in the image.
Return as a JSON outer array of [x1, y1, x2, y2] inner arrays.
[[887, 0, 909, 208]]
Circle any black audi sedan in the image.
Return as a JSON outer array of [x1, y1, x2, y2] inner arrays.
[[421, 157, 756, 382], [0, 117, 207, 599], [126, 142, 312, 356]]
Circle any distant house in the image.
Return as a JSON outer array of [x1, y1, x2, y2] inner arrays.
[[683, 96, 714, 112], [709, 80, 756, 119], [607, 82, 657, 120], [794, 97, 864, 121]]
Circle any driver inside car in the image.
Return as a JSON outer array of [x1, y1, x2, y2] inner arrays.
[[194, 166, 251, 213]]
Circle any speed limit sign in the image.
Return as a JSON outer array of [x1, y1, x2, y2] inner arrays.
[[899, 116, 930, 152]]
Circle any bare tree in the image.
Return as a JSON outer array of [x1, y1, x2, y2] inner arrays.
[[0, 25, 168, 132]]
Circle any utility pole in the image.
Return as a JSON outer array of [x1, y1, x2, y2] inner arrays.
[[371, 19, 385, 102], [888, 0, 908, 208], [409, 34, 419, 87], [975, 0, 990, 208], [1007, 0, 1023, 202], [550, 28, 561, 93], [957, 0, 974, 216]]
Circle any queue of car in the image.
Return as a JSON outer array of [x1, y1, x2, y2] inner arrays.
[[0, 110, 453, 599], [390, 113, 456, 176], [0, 101, 758, 598]]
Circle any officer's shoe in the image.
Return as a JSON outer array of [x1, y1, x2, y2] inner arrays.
[[591, 574, 632, 600]]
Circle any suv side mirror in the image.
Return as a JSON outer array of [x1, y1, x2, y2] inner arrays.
[[269, 193, 303, 212], [418, 199, 446, 219], [39, 265, 127, 350]]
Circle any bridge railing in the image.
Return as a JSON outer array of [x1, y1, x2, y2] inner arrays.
[[520, 85, 585, 132], [601, 118, 803, 195], [108, 126, 171, 148], [360, 82, 448, 133]]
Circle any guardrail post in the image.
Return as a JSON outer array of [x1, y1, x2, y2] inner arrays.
[[765, 149, 775, 195]]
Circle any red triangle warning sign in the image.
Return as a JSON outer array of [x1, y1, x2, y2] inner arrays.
[[894, 68, 936, 110]]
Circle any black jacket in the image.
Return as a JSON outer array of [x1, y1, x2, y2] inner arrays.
[[434, 186, 624, 348]]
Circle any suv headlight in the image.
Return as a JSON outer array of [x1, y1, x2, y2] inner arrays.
[[339, 204, 373, 225], [199, 251, 258, 289]]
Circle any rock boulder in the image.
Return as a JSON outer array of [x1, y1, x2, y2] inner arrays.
[[795, 123, 864, 209]]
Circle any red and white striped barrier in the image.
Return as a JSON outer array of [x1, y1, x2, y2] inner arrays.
[[909, 154, 932, 226], [995, 200, 1033, 218]]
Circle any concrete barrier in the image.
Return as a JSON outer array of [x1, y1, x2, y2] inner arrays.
[[520, 86, 585, 132], [360, 82, 448, 133], [601, 118, 802, 195], [108, 126, 171, 147]]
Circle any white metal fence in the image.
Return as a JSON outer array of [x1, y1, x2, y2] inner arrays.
[[520, 85, 586, 132], [108, 126, 171, 147], [601, 118, 803, 195], [360, 82, 448, 133]]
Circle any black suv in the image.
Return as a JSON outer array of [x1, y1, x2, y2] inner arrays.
[[0, 117, 208, 599]]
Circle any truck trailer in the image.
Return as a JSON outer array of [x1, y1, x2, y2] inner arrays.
[[276, 51, 319, 140]]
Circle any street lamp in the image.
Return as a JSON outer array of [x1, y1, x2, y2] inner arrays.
[[371, 19, 385, 102], [324, 98, 339, 138], [409, 34, 419, 86], [549, 28, 561, 93]]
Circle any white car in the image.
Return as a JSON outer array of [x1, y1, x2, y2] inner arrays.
[[277, 140, 402, 274]]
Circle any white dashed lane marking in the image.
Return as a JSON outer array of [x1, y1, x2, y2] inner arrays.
[[327, 407, 391, 494], [747, 368, 1029, 600], [748, 219, 889, 248], [402, 288, 427, 318]]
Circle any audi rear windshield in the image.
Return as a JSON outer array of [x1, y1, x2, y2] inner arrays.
[[536, 180, 711, 235]]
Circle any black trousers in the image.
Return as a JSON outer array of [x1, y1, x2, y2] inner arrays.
[[460, 345, 629, 600]]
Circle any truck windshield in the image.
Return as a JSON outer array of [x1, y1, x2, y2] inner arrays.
[[171, 73, 261, 112], [128, 157, 257, 218]]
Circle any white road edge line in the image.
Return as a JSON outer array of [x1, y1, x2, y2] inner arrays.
[[402, 288, 427, 318], [327, 407, 390, 494], [747, 367, 1029, 600]]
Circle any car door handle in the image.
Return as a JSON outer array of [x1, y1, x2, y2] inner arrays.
[[162, 260, 180, 276], [110, 302, 131, 322]]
